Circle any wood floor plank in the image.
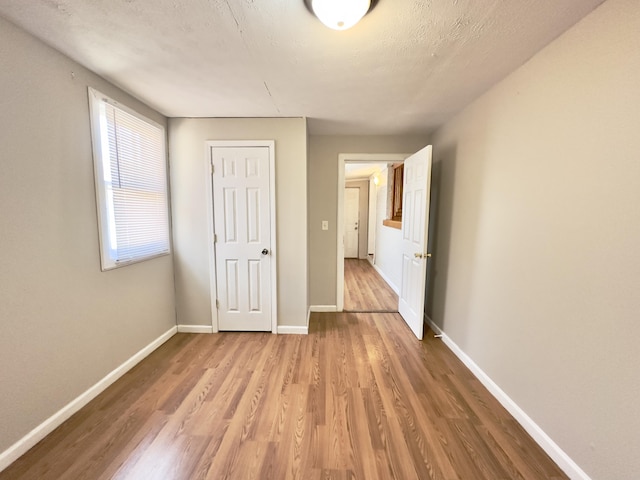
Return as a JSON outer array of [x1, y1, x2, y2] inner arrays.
[[343, 259, 398, 311], [0, 311, 568, 480], [345, 387, 380, 480], [231, 440, 271, 480], [96, 411, 170, 480]]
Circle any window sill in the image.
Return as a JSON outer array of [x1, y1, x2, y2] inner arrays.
[[382, 219, 402, 230]]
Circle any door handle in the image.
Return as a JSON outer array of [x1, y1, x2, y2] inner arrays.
[[414, 253, 432, 259], [261, 248, 269, 256]]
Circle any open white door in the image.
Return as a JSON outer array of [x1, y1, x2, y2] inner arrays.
[[211, 146, 273, 331], [398, 145, 433, 339]]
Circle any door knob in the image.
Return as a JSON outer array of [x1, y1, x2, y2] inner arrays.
[[261, 248, 269, 256]]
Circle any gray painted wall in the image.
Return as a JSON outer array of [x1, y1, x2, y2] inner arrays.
[[308, 135, 429, 306], [0, 17, 176, 453], [168, 118, 308, 328], [429, 0, 640, 478]]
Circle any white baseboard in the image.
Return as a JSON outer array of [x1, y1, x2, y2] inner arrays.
[[0, 326, 177, 474], [372, 265, 399, 294], [177, 324, 214, 334], [309, 305, 337, 312], [424, 317, 590, 480], [277, 325, 309, 335]]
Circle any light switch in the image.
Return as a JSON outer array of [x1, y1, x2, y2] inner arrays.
[[322, 220, 329, 231]]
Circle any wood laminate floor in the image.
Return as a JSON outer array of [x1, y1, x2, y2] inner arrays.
[[1, 313, 567, 480], [344, 258, 398, 312]]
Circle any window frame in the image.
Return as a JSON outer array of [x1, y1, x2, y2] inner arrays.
[[88, 87, 170, 271]]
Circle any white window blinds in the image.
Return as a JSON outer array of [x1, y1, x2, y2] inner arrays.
[[88, 88, 170, 270]]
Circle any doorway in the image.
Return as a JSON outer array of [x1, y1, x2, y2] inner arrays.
[[337, 147, 434, 339], [338, 154, 409, 313]]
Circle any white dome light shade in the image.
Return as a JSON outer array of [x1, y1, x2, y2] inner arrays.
[[311, 0, 371, 30]]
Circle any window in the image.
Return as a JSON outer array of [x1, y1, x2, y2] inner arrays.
[[88, 88, 170, 271]]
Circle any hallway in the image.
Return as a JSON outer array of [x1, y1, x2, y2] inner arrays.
[[343, 258, 398, 312]]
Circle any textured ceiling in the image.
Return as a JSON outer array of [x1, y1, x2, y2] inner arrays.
[[345, 162, 385, 180], [0, 0, 605, 134]]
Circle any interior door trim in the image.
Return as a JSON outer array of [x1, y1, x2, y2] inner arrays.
[[337, 153, 410, 312]]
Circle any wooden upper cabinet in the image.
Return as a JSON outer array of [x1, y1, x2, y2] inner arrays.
[[392, 163, 403, 221], [382, 162, 404, 230]]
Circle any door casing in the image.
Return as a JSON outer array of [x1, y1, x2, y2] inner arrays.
[[205, 140, 278, 333], [337, 153, 410, 312]]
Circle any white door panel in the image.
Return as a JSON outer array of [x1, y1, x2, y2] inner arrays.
[[212, 146, 272, 331], [344, 187, 359, 258], [398, 145, 433, 339]]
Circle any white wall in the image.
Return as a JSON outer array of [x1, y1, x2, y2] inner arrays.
[[429, 0, 640, 478], [168, 118, 308, 328], [0, 17, 176, 455], [373, 167, 402, 292]]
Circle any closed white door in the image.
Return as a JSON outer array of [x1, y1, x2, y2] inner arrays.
[[344, 187, 359, 258], [398, 145, 433, 339], [212, 146, 272, 331]]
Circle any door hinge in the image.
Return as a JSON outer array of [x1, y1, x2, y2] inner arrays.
[[210, 160, 214, 174], [216, 299, 219, 309], [214, 233, 217, 243]]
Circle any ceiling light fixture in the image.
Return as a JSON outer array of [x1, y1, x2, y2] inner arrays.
[[305, 0, 377, 31]]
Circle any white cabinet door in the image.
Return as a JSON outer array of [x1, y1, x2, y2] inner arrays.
[[398, 145, 433, 339], [212, 146, 272, 331]]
